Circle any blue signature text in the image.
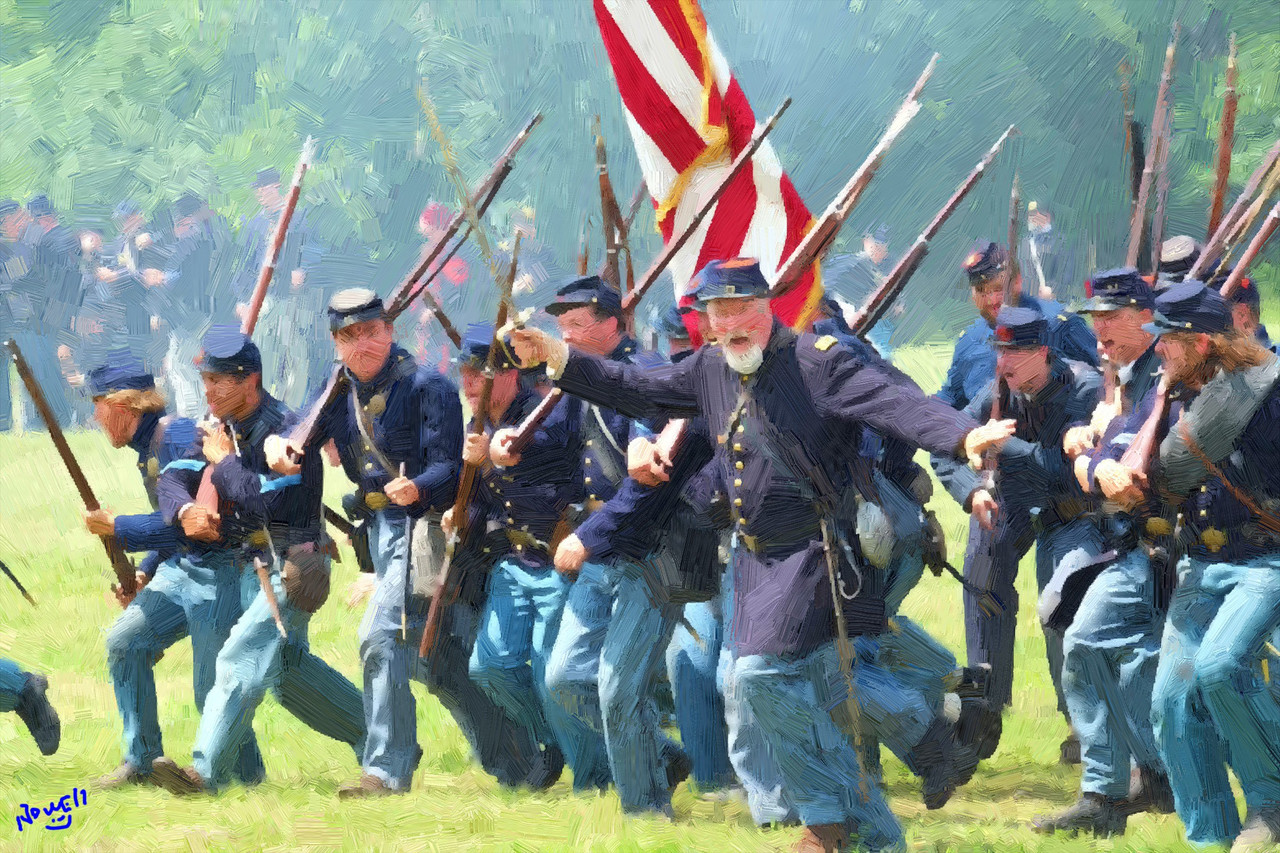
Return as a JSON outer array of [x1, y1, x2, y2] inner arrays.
[[15, 788, 87, 832]]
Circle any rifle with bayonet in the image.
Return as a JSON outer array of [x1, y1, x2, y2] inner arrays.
[[772, 54, 937, 299], [852, 125, 1017, 334], [5, 339, 136, 597]]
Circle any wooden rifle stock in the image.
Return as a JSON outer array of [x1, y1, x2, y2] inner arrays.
[[595, 118, 624, 290], [416, 288, 463, 350], [420, 236, 521, 659], [1189, 136, 1280, 281], [1208, 35, 1238, 238], [621, 98, 791, 314], [243, 136, 315, 337], [853, 125, 1016, 334], [5, 339, 136, 596], [1126, 25, 1179, 269], [773, 54, 937, 299]]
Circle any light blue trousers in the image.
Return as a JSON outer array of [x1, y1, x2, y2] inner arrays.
[[1062, 548, 1164, 798], [1153, 553, 1280, 845], [106, 552, 262, 780], [724, 641, 905, 851], [668, 592, 734, 791], [546, 558, 683, 810], [192, 552, 365, 787], [469, 555, 569, 755]]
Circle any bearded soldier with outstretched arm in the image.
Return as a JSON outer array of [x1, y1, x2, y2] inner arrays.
[[506, 258, 1013, 853]]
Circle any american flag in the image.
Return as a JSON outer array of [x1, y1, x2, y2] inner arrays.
[[594, 0, 823, 336]]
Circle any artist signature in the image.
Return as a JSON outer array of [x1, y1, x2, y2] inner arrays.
[[14, 788, 87, 832]]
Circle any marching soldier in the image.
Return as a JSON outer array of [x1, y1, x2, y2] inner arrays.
[[443, 322, 584, 790], [938, 241, 1097, 412], [506, 258, 1014, 853], [148, 327, 366, 795], [266, 289, 540, 795], [1104, 283, 1280, 852], [1038, 268, 1173, 836], [0, 659, 59, 755], [540, 275, 689, 802], [811, 295, 987, 808], [932, 306, 1107, 761], [555, 297, 721, 814], [95, 337, 266, 789]]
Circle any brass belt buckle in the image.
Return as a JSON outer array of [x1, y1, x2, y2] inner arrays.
[[1201, 527, 1227, 553], [1145, 517, 1173, 537], [739, 533, 760, 554], [365, 492, 390, 511], [247, 530, 269, 548]]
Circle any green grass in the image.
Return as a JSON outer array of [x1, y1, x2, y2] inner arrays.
[[0, 346, 1223, 851]]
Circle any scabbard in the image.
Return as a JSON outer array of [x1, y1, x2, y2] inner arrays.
[[255, 557, 288, 639]]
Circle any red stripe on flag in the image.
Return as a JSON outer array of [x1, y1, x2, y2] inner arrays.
[[596, 0, 707, 170], [693, 172, 758, 279], [649, 0, 705, 77], [722, 78, 757, 152]]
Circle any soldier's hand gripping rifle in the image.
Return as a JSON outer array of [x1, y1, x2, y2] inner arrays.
[[770, 54, 937, 301], [851, 125, 1017, 334], [419, 236, 522, 659], [5, 339, 136, 598]]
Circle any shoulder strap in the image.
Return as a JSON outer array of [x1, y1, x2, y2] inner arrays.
[[350, 382, 397, 475], [1177, 418, 1280, 535]]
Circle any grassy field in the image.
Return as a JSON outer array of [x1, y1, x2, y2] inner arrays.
[[0, 344, 1229, 851]]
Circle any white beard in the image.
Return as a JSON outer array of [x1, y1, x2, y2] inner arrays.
[[724, 344, 764, 375]]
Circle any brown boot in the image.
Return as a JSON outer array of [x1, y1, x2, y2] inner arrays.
[[337, 773, 404, 799], [95, 762, 153, 790], [793, 823, 849, 853], [150, 757, 206, 795]]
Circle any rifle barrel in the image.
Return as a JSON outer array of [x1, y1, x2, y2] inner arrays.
[[773, 54, 938, 298], [853, 125, 1016, 334], [243, 136, 315, 337], [1208, 35, 1238, 238], [1126, 25, 1179, 268]]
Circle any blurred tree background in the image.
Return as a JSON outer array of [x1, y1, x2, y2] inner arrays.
[[1, 0, 1276, 340]]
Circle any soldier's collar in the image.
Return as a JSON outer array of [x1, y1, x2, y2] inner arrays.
[[608, 335, 639, 363], [129, 410, 164, 457]]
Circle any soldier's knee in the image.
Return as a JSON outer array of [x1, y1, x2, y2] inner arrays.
[[1191, 645, 1244, 695], [105, 610, 149, 662]]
